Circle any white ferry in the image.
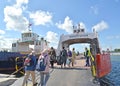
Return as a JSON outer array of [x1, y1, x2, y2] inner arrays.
[[12, 29, 49, 55]]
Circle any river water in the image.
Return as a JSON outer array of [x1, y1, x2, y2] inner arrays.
[[107, 55, 120, 86]]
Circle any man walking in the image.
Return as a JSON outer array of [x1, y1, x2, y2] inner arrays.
[[84, 47, 90, 66], [22, 50, 37, 86], [50, 47, 56, 68], [60, 47, 67, 68]]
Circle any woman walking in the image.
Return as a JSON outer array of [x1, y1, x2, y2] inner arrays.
[[38, 49, 50, 86]]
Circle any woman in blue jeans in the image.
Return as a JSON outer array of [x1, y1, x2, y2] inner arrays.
[[40, 73, 50, 86], [38, 49, 50, 86]]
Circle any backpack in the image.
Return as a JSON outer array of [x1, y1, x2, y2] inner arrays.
[[68, 51, 72, 57], [36, 55, 47, 71], [56, 56, 62, 65], [24, 56, 33, 66], [61, 49, 67, 56]]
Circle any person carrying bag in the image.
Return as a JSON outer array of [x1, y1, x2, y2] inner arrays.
[[36, 49, 50, 86], [22, 50, 37, 86]]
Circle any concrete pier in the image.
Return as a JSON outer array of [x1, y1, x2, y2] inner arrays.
[[1, 57, 100, 86]]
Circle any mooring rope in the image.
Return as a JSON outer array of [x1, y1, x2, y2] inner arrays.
[[7, 66, 25, 78]]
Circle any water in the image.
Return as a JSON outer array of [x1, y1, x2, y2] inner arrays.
[[107, 55, 120, 86]]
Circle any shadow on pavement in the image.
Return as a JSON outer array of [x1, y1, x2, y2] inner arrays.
[[51, 66, 90, 70]]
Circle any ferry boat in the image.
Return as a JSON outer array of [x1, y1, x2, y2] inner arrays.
[[12, 29, 49, 55], [56, 23, 112, 82], [0, 28, 49, 73]]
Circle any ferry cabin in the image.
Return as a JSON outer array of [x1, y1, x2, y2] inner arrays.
[[12, 30, 48, 54]]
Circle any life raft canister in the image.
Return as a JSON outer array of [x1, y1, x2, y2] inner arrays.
[[96, 54, 111, 78]]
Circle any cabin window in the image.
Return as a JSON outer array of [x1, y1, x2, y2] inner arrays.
[[23, 33, 31, 37], [29, 33, 31, 37], [12, 43, 16, 47], [78, 29, 80, 33], [22, 34, 24, 38], [81, 29, 84, 32], [24, 33, 27, 37], [74, 30, 76, 33], [39, 41, 41, 45]]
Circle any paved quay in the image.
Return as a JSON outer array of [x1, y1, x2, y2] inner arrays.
[[0, 74, 17, 86], [47, 59, 99, 86], [1, 57, 100, 86]]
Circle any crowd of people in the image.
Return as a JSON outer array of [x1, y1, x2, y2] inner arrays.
[[22, 47, 91, 86], [59, 47, 77, 68]]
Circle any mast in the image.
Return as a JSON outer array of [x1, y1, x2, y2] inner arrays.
[[28, 23, 32, 31]]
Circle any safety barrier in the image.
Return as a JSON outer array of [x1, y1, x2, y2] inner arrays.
[[96, 54, 111, 78]]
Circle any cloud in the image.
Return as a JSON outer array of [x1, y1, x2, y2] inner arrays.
[[4, 6, 28, 32], [0, 36, 17, 50], [15, 0, 28, 7], [45, 31, 58, 48], [78, 22, 86, 29], [29, 10, 52, 26], [90, 5, 99, 15], [0, 30, 5, 35], [107, 35, 120, 40], [92, 21, 108, 32], [56, 16, 73, 33], [4, 0, 29, 32], [4, 0, 53, 32]]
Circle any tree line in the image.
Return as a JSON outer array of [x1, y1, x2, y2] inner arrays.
[[113, 48, 120, 52]]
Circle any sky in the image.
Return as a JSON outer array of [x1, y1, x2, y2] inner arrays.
[[0, 0, 120, 52]]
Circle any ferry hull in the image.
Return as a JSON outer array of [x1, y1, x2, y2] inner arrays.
[[0, 52, 25, 74], [0, 61, 16, 73], [96, 54, 111, 78]]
